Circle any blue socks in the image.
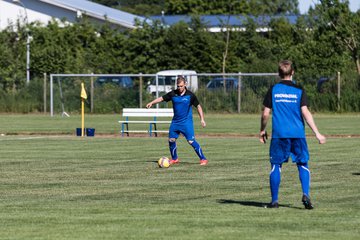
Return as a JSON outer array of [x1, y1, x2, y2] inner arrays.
[[169, 140, 206, 160], [190, 140, 206, 160], [270, 164, 281, 203], [297, 163, 310, 197], [169, 141, 178, 160], [269, 162, 311, 203]]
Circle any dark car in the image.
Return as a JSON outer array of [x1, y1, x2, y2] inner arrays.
[[206, 77, 239, 91], [96, 76, 133, 88]]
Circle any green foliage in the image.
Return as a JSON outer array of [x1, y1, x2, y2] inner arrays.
[[0, 1, 359, 113], [91, 0, 300, 15], [123, 21, 165, 73], [0, 77, 44, 112], [90, 0, 164, 16], [197, 89, 239, 113], [93, 85, 139, 113], [165, 0, 299, 15], [0, 23, 27, 91], [310, 0, 360, 74]]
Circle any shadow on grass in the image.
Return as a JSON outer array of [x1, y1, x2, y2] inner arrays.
[[352, 172, 360, 175], [147, 160, 197, 165], [217, 199, 303, 209]]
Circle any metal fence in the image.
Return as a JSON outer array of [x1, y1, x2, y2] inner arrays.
[[49, 72, 279, 116]]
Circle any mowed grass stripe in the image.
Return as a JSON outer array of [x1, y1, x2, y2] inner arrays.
[[0, 136, 359, 239], [0, 113, 359, 136]]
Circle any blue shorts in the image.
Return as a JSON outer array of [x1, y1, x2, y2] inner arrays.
[[169, 122, 195, 141], [269, 138, 309, 164]]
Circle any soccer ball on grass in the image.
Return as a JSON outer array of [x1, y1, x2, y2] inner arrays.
[[158, 156, 170, 168]]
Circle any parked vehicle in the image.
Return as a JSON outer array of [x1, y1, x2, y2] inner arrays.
[[96, 76, 133, 88], [146, 70, 198, 95], [206, 77, 239, 91]]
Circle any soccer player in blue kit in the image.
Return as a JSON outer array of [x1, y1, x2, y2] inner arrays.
[[146, 76, 208, 166], [260, 60, 326, 209]]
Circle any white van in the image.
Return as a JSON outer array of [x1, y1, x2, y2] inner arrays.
[[146, 70, 198, 95]]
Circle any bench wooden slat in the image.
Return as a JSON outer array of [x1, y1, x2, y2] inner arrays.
[[122, 130, 169, 134], [123, 108, 173, 113], [120, 108, 173, 137], [122, 130, 149, 133], [119, 120, 171, 124], [122, 113, 173, 117], [150, 121, 171, 124], [123, 108, 173, 117]]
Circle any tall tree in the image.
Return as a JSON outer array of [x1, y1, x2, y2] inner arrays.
[[90, 0, 300, 15], [257, 0, 299, 15], [164, 0, 299, 15], [311, 0, 360, 74], [0, 24, 25, 91], [89, 0, 164, 15]]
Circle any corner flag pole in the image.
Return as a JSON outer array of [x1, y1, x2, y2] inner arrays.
[[80, 82, 87, 137]]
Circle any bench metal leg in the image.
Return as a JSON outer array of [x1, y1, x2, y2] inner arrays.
[[121, 123, 129, 137], [149, 123, 158, 137], [154, 123, 158, 137]]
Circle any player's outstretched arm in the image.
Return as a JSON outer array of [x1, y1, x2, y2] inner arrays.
[[301, 106, 326, 144], [146, 97, 164, 108], [197, 105, 206, 128], [259, 107, 271, 144]]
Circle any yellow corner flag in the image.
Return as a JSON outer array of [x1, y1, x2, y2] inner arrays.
[[81, 82, 87, 99], [81, 82, 87, 137]]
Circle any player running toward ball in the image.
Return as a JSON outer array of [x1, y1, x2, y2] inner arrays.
[[146, 76, 208, 166], [260, 60, 326, 209]]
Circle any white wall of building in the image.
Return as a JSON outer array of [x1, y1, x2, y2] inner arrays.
[[0, 0, 54, 29]]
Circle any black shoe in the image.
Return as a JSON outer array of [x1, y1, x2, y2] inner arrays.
[[266, 202, 279, 208], [302, 195, 314, 210]]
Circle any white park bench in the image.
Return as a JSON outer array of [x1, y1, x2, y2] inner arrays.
[[119, 108, 173, 137]]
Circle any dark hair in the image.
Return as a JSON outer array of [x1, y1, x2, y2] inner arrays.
[[278, 60, 294, 78], [176, 75, 187, 84]]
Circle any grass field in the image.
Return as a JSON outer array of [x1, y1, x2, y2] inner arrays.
[[0, 114, 359, 239], [0, 113, 359, 136]]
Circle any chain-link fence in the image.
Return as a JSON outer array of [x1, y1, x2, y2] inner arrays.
[[49, 72, 279, 116]]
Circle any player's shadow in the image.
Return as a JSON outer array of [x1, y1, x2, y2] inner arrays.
[[148, 160, 195, 165], [352, 172, 360, 175], [217, 199, 302, 209]]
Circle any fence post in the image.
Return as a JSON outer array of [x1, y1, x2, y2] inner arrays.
[[139, 73, 143, 108], [237, 72, 241, 113], [43, 73, 47, 114], [50, 75, 53, 117], [91, 73, 94, 113], [155, 74, 159, 109], [337, 71, 341, 111]]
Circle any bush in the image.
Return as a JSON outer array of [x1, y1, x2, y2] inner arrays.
[[0, 77, 44, 112]]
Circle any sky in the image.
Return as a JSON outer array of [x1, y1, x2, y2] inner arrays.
[[298, 0, 360, 14]]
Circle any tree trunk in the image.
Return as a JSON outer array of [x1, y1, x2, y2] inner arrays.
[[222, 13, 231, 94], [356, 58, 360, 75]]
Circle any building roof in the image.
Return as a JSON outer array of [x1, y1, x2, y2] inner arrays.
[[38, 0, 149, 29], [1, 0, 148, 30]]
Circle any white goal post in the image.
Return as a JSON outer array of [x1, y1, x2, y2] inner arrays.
[[49, 72, 278, 116], [49, 73, 155, 117]]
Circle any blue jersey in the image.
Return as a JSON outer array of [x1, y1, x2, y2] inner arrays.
[[162, 89, 199, 125], [263, 81, 308, 138]]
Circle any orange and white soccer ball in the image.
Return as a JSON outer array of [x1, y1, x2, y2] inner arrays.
[[158, 156, 170, 168]]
